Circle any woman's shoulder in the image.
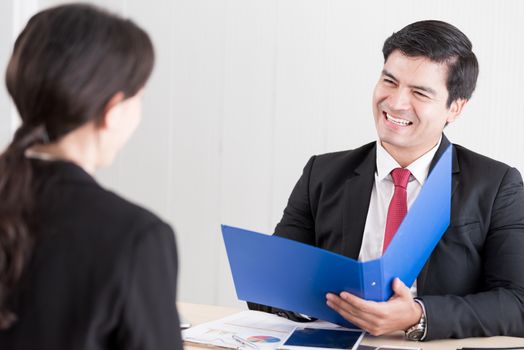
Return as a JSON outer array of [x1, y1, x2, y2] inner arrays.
[[34, 160, 174, 243]]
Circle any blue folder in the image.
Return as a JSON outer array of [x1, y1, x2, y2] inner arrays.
[[222, 145, 452, 327]]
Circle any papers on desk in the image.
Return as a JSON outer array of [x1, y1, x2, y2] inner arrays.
[[182, 310, 363, 350], [222, 145, 452, 327], [183, 310, 294, 349]]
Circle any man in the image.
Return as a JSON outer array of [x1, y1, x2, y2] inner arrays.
[[250, 20, 524, 340]]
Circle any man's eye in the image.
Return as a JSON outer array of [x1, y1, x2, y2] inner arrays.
[[383, 79, 395, 85], [414, 91, 428, 98]]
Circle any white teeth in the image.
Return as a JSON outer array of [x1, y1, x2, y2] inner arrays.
[[386, 113, 412, 126]]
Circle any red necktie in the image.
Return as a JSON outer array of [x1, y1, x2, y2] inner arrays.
[[383, 168, 411, 253]]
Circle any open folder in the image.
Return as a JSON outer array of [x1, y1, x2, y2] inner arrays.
[[222, 145, 452, 328]]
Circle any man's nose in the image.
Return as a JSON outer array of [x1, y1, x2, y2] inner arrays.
[[388, 88, 411, 111]]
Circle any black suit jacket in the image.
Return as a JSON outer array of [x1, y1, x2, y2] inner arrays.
[[0, 160, 183, 350], [266, 135, 524, 340]]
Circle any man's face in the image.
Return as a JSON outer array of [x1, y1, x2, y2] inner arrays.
[[372, 50, 464, 159]]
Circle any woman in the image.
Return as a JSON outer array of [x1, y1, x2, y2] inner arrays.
[[0, 3, 182, 349]]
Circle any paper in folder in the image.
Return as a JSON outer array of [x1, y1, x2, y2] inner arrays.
[[222, 145, 452, 327]]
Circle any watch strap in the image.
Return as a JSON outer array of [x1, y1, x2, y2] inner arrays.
[[405, 298, 427, 341]]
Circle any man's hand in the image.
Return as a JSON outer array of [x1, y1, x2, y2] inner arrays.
[[326, 278, 422, 336]]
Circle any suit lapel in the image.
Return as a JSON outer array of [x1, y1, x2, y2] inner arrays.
[[341, 144, 376, 259], [417, 134, 460, 292]]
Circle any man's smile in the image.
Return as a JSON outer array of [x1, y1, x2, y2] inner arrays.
[[383, 111, 413, 126]]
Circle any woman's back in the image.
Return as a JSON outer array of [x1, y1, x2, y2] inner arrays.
[[0, 4, 182, 348], [0, 159, 182, 349]]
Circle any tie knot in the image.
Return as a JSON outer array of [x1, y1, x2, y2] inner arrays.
[[391, 168, 411, 189]]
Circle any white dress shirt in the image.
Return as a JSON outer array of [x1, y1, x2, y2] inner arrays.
[[357, 138, 441, 336], [358, 139, 441, 262]]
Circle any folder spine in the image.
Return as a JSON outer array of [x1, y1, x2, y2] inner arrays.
[[361, 259, 384, 301]]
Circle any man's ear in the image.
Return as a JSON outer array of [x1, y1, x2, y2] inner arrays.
[[99, 92, 125, 130], [446, 98, 467, 124]]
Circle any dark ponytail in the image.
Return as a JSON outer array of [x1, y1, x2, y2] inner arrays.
[[0, 125, 49, 329], [0, 3, 154, 329]]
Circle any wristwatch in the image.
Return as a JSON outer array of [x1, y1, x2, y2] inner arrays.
[[405, 299, 427, 341]]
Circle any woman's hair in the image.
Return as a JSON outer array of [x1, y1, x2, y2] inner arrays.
[[0, 3, 155, 329]]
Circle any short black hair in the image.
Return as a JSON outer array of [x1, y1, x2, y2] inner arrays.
[[382, 20, 479, 107]]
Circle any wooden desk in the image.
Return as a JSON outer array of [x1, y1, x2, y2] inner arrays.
[[179, 302, 524, 350]]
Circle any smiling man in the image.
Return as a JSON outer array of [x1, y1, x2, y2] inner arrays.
[[250, 20, 524, 341]]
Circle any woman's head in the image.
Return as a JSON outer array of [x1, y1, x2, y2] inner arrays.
[[0, 3, 154, 329], [6, 3, 154, 152]]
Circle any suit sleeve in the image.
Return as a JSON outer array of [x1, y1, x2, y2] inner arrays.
[[116, 221, 183, 350], [420, 167, 524, 340], [274, 156, 317, 244]]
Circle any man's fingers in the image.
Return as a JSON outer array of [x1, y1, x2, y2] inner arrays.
[[391, 278, 411, 299], [339, 292, 381, 317], [326, 298, 386, 336], [326, 293, 352, 314], [326, 293, 380, 321], [326, 298, 372, 331], [327, 284, 420, 336], [326, 294, 398, 336]]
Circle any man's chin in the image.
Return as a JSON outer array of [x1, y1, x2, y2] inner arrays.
[[380, 135, 421, 153], [377, 133, 411, 148]]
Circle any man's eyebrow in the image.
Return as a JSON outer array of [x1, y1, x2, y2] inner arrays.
[[410, 84, 436, 96], [381, 69, 437, 96], [382, 69, 397, 82]]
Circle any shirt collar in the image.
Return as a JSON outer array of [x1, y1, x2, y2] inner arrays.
[[376, 136, 442, 185]]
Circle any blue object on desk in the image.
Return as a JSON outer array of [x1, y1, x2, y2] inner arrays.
[[222, 145, 452, 327]]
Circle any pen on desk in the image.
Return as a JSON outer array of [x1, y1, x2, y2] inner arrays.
[[232, 334, 259, 350]]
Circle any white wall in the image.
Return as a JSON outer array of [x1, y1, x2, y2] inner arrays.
[[1, 0, 523, 308]]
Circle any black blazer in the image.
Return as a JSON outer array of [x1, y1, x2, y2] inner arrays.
[[0, 160, 183, 350], [267, 135, 524, 340]]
